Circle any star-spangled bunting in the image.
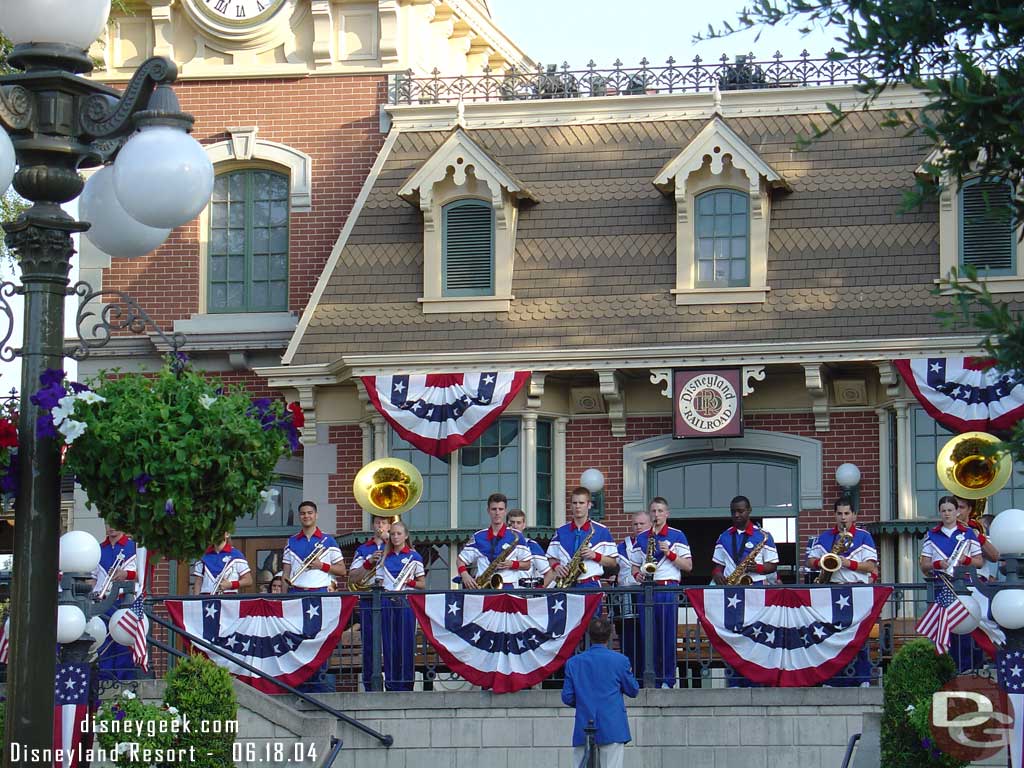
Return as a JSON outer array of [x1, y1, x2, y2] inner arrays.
[[360, 372, 531, 457], [916, 579, 971, 656], [53, 661, 90, 768], [407, 591, 601, 693], [685, 586, 892, 687], [165, 596, 356, 693], [895, 357, 1024, 432], [1000, 650, 1024, 768]]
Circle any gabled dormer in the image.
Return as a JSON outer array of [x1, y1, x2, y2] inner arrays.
[[654, 116, 789, 305], [400, 128, 537, 313]]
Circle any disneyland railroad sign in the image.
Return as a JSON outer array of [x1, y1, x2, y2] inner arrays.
[[673, 368, 743, 438]]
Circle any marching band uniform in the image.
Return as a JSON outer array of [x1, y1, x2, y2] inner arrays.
[[630, 525, 690, 688], [546, 519, 617, 588], [351, 536, 387, 690], [92, 534, 138, 681], [809, 524, 878, 686], [193, 544, 251, 594], [516, 534, 551, 587], [458, 524, 531, 589], [283, 527, 344, 592], [711, 523, 779, 585], [382, 546, 425, 691], [922, 522, 983, 671], [615, 538, 642, 678]]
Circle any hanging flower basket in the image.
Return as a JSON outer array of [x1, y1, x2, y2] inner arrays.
[[33, 358, 300, 561]]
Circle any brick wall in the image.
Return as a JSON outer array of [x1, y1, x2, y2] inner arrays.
[[100, 75, 388, 330], [327, 425, 364, 536]]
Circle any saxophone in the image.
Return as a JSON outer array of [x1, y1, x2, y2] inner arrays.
[[725, 538, 767, 586], [638, 528, 658, 580], [555, 527, 595, 588], [816, 529, 854, 584], [470, 542, 515, 590]]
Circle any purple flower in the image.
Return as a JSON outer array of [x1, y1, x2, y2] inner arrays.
[[35, 413, 57, 439], [1, 452, 19, 495], [39, 369, 66, 388], [134, 474, 151, 494], [30, 382, 66, 411], [114, 707, 126, 721], [164, 498, 175, 516], [69, 382, 90, 394]]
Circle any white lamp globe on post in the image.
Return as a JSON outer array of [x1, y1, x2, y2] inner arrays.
[[835, 463, 861, 490], [992, 589, 1024, 630], [0, 0, 111, 50], [58, 530, 102, 574], [0, 129, 14, 195], [80, 166, 171, 258], [988, 508, 1024, 555], [55, 604, 87, 644], [580, 468, 605, 494]]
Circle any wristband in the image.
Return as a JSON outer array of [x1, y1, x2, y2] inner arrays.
[[593, 552, 602, 564], [979, 534, 988, 545], [962, 556, 973, 566], [755, 563, 765, 575], [457, 563, 468, 574], [125, 570, 137, 581], [711, 566, 723, 577], [321, 562, 331, 573], [406, 580, 417, 588], [667, 551, 677, 562], [847, 560, 859, 572], [230, 580, 240, 590], [933, 559, 944, 570], [631, 569, 641, 579], [809, 558, 820, 569]]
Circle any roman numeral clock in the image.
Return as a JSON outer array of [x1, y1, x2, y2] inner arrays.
[[197, 0, 285, 24], [183, 0, 291, 51]]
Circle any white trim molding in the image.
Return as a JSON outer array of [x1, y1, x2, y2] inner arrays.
[[654, 117, 789, 307], [621, 430, 824, 514], [206, 127, 313, 212]]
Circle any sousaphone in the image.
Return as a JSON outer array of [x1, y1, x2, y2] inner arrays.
[[353, 457, 423, 517], [936, 431, 1012, 526]]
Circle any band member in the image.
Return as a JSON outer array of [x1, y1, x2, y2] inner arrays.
[[955, 496, 1000, 567], [381, 521, 425, 691], [282, 500, 346, 592], [711, 496, 779, 585], [191, 533, 253, 595], [630, 498, 692, 689], [348, 513, 395, 691], [91, 526, 138, 681], [920, 495, 983, 671], [615, 511, 649, 678], [458, 493, 531, 589], [507, 508, 550, 587], [808, 497, 878, 686], [544, 487, 617, 588]]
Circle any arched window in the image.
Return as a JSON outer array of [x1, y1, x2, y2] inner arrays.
[[959, 177, 1015, 275], [694, 189, 750, 288], [442, 199, 494, 296], [209, 169, 289, 312]]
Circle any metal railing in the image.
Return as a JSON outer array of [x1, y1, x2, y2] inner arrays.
[[390, 48, 1023, 105]]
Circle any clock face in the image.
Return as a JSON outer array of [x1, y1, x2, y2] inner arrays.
[[196, 0, 285, 25]]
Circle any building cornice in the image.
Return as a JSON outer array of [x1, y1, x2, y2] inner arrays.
[[258, 334, 986, 382], [383, 83, 931, 132]]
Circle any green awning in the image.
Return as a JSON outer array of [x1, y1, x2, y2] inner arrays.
[[337, 527, 557, 548], [864, 520, 935, 536]]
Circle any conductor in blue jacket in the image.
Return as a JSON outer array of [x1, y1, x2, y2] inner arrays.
[[561, 616, 640, 768]]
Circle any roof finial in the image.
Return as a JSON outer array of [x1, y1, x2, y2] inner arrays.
[[456, 96, 467, 129], [713, 81, 722, 115]]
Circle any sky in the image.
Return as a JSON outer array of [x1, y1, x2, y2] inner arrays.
[[488, 0, 845, 70]]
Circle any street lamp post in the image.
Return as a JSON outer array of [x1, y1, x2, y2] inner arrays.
[[0, 3, 212, 764]]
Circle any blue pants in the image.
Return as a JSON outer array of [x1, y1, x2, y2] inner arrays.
[[383, 597, 415, 691], [97, 639, 136, 682], [619, 618, 642, 680], [725, 666, 763, 688], [639, 589, 677, 688], [359, 598, 377, 691], [288, 587, 333, 693], [950, 632, 985, 673]]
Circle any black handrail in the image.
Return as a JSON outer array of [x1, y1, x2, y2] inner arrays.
[[145, 609, 394, 747], [320, 736, 343, 768], [840, 732, 861, 768]]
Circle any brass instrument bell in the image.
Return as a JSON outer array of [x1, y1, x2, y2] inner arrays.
[[936, 431, 1012, 525], [353, 458, 424, 517]]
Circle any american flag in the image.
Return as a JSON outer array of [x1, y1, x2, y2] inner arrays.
[[54, 661, 91, 768], [916, 578, 970, 655], [115, 592, 149, 672]]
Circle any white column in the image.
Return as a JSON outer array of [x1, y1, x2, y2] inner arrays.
[[372, 416, 388, 460], [554, 417, 568, 526], [893, 400, 916, 584], [522, 412, 538, 526]]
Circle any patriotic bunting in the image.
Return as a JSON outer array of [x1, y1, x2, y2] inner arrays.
[[685, 586, 892, 687], [360, 372, 530, 457], [895, 357, 1024, 432], [165, 596, 356, 693], [408, 591, 601, 693], [53, 661, 91, 768], [1000, 649, 1024, 768]]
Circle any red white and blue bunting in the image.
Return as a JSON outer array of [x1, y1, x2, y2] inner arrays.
[[895, 357, 1024, 433], [407, 591, 602, 693], [686, 586, 892, 687], [360, 372, 531, 457], [165, 596, 356, 693]]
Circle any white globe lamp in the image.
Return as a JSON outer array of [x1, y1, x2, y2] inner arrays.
[[989, 508, 1024, 554], [56, 604, 87, 644], [991, 589, 1024, 630], [109, 608, 149, 646], [59, 530, 102, 574], [835, 463, 861, 490], [0, 129, 15, 196], [113, 125, 214, 229], [80, 166, 171, 257], [580, 468, 605, 494], [950, 594, 981, 635], [85, 615, 107, 650], [0, 0, 111, 50]]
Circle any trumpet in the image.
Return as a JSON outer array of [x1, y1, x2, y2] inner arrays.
[[287, 542, 327, 586], [95, 552, 126, 600], [943, 537, 972, 577], [390, 556, 420, 591], [350, 547, 386, 591], [211, 562, 237, 594]]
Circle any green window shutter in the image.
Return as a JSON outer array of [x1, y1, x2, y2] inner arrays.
[[960, 179, 1015, 274], [443, 200, 494, 296]]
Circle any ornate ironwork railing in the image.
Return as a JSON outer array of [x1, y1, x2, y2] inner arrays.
[[390, 48, 1023, 105]]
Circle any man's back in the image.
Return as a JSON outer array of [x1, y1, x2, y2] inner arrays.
[[562, 644, 639, 746]]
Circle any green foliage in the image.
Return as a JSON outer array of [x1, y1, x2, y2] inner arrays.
[[94, 690, 177, 768], [62, 358, 294, 561], [881, 638, 960, 768], [163, 654, 238, 768]]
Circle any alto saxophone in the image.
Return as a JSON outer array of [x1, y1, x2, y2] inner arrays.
[[555, 527, 595, 588], [816, 529, 854, 584], [725, 538, 767, 586], [470, 542, 515, 590], [639, 528, 658, 580]]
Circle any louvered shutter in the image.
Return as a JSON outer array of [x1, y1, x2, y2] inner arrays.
[[443, 200, 494, 295], [960, 180, 1015, 273]]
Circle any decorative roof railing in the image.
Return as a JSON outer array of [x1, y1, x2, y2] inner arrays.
[[389, 49, 1020, 105]]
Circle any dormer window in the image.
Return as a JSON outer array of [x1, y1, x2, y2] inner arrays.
[[443, 199, 495, 296]]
